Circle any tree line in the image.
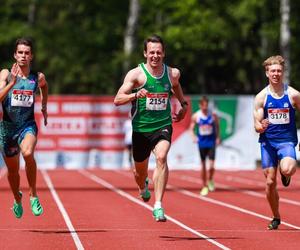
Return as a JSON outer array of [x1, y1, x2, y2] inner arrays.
[[0, 0, 299, 95]]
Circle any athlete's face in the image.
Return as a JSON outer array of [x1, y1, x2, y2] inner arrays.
[[266, 64, 283, 85], [200, 101, 209, 113], [14, 44, 33, 67], [144, 42, 165, 68]]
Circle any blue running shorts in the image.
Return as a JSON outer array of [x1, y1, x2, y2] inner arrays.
[[260, 141, 296, 169]]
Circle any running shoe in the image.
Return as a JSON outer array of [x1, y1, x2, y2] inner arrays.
[[200, 186, 209, 196], [208, 180, 215, 192], [140, 178, 151, 202], [13, 191, 23, 219], [279, 169, 291, 187], [152, 207, 167, 222], [268, 218, 281, 230], [30, 196, 43, 216]]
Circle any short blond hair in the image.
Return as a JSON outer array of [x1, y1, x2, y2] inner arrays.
[[263, 55, 285, 70]]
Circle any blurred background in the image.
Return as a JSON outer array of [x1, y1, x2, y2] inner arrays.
[[0, 0, 298, 170]]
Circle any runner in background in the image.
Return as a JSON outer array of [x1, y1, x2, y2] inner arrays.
[[0, 37, 48, 218], [190, 96, 220, 196]]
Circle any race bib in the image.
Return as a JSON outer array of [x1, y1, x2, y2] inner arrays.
[[268, 108, 290, 124], [199, 124, 213, 136], [11, 89, 34, 107], [146, 93, 168, 110]]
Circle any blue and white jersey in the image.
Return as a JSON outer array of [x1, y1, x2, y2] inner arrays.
[[259, 84, 298, 145], [196, 110, 217, 148], [2, 71, 39, 128]]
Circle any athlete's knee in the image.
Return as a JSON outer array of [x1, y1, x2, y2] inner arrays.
[[280, 161, 297, 176], [156, 153, 168, 167], [265, 177, 276, 189], [22, 147, 34, 159]]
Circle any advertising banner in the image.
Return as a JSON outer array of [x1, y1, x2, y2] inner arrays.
[[0, 95, 266, 170]]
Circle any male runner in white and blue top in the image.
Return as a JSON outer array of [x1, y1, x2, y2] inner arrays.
[[254, 55, 300, 230], [190, 96, 220, 196]]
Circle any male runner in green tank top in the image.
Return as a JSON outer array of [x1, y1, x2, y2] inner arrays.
[[114, 34, 188, 222]]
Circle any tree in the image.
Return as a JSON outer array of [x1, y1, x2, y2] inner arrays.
[[280, 0, 290, 84]]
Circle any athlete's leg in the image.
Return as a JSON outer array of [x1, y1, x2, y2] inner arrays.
[[263, 167, 280, 219], [199, 148, 207, 186], [279, 157, 297, 177], [20, 133, 37, 197], [201, 160, 207, 184], [133, 158, 149, 191], [4, 155, 21, 202], [152, 140, 171, 202], [208, 159, 215, 181], [208, 147, 216, 181]]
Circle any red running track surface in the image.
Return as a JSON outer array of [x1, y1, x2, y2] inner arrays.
[[0, 167, 299, 250]]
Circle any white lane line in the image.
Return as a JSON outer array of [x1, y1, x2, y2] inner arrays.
[[0, 167, 7, 179], [179, 175, 300, 206], [168, 176, 300, 230], [41, 170, 84, 250], [79, 169, 231, 250]]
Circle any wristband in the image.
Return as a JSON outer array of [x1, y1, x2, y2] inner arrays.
[[181, 101, 188, 107]]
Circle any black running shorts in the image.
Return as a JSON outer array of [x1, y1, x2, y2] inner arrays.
[[199, 147, 216, 161], [132, 125, 172, 162]]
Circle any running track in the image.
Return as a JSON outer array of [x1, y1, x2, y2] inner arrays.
[[0, 167, 299, 250]]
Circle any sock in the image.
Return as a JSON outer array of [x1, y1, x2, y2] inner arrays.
[[140, 187, 146, 194], [154, 201, 162, 209]]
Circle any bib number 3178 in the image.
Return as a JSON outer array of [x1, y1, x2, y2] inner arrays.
[[268, 108, 290, 124]]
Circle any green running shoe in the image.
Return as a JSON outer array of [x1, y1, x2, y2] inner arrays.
[[30, 196, 43, 216], [200, 186, 209, 196], [152, 207, 167, 222], [13, 191, 23, 219], [208, 180, 215, 192], [140, 178, 151, 202]]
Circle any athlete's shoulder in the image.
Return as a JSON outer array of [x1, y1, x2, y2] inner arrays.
[[167, 66, 180, 79], [255, 87, 267, 100], [37, 72, 47, 88]]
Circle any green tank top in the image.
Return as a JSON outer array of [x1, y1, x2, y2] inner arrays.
[[132, 63, 172, 132]]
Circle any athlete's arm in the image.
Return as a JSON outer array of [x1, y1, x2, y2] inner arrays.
[[170, 67, 188, 122], [114, 67, 147, 106], [253, 90, 269, 133], [189, 113, 198, 143], [213, 112, 221, 145], [0, 63, 19, 102], [38, 72, 48, 126], [289, 86, 300, 111]]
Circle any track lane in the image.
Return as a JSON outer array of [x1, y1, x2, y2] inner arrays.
[[44, 169, 230, 249], [0, 169, 79, 250], [111, 169, 300, 250]]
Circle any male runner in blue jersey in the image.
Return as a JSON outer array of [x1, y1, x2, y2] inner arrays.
[[0, 38, 48, 218], [190, 96, 220, 196], [254, 55, 300, 230]]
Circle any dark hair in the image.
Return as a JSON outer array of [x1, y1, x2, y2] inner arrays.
[[14, 37, 34, 53], [199, 96, 209, 104], [143, 34, 165, 52]]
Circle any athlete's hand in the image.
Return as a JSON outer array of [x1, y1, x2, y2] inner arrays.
[[41, 108, 48, 126], [136, 88, 148, 98], [10, 63, 20, 84], [260, 118, 269, 132], [173, 105, 187, 122]]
